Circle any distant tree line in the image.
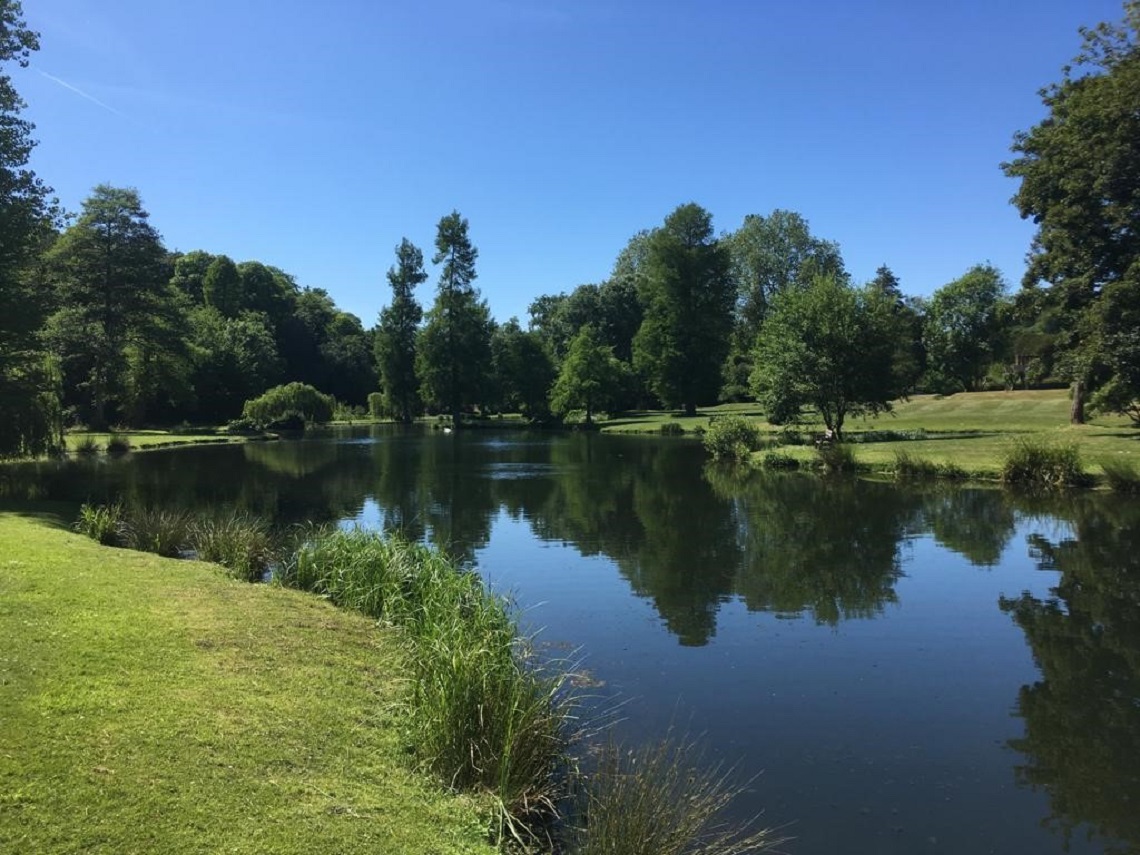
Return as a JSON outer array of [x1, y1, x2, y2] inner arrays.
[[2, 0, 1138, 457]]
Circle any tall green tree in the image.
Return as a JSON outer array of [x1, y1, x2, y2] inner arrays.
[[633, 203, 734, 415], [1002, 3, 1140, 422], [46, 185, 168, 428], [202, 255, 243, 318], [375, 238, 426, 421], [0, 1, 61, 457], [550, 325, 624, 425], [922, 264, 1007, 392], [751, 274, 897, 439], [870, 265, 925, 394], [491, 318, 556, 420], [416, 211, 493, 422]]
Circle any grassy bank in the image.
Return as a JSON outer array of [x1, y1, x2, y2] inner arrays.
[[64, 428, 277, 454], [0, 510, 497, 855]]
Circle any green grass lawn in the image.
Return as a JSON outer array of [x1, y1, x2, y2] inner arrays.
[[64, 429, 260, 453], [0, 510, 497, 855], [596, 390, 1140, 478]]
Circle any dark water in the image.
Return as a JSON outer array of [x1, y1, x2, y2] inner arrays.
[[6, 426, 1140, 854]]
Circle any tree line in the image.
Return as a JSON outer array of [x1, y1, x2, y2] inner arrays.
[[2, 0, 1138, 457]]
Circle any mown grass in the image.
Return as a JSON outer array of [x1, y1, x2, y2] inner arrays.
[[64, 429, 260, 454], [0, 511, 498, 855]]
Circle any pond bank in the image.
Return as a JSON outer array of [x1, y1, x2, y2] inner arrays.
[[0, 510, 497, 855]]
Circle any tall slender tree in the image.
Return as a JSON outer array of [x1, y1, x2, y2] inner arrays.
[[0, 1, 61, 456], [46, 186, 168, 428], [375, 238, 426, 421], [633, 203, 734, 415], [416, 211, 492, 423]]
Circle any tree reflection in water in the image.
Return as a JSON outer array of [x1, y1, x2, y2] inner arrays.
[[1001, 495, 1140, 854]]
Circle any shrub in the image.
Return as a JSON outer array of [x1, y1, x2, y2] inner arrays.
[[73, 502, 126, 546], [659, 422, 685, 436], [816, 441, 856, 472], [189, 511, 277, 582], [1100, 456, 1140, 493], [1000, 438, 1087, 488], [240, 382, 335, 430], [367, 392, 385, 418], [703, 416, 762, 461], [893, 450, 940, 479], [105, 434, 131, 454], [761, 451, 799, 470], [568, 735, 782, 855], [122, 507, 191, 557]]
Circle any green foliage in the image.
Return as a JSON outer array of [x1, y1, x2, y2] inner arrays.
[[702, 415, 762, 461], [188, 511, 276, 582], [922, 264, 1008, 392], [490, 317, 556, 420], [760, 450, 799, 469], [367, 391, 384, 418], [751, 274, 898, 438], [1085, 273, 1140, 424], [375, 238, 426, 422], [121, 507, 192, 557], [633, 203, 734, 414], [240, 382, 334, 429], [1003, 4, 1140, 421], [417, 212, 493, 421], [105, 433, 131, 454], [1099, 456, 1140, 492], [658, 421, 685, 436], [816, 441, 857, 472], [550, 325, 625, 425], [73, 434, 100, 454], [1000, 438, 1086, 488], [568, 735, 781, 855], [277, 528, 575, 843], [202, 255, 243, 317], [73, 502, 126, 546], [189, 307, 284, 422], [45, 185, 169, 429]]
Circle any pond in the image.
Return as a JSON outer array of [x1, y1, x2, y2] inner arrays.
[[8, 425, 1140, 854]]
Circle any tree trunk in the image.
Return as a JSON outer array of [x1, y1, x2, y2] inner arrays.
[[684, 402, 696, 417], [1070, 379, 1086, 425]]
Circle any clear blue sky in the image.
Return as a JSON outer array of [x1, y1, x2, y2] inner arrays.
[[13, 0, 1123, 325]]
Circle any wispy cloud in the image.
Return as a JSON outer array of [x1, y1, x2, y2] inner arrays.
[[38, 70, 125, 117]]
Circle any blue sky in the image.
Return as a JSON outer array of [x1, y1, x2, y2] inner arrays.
[[13, 0, 1123, 325]]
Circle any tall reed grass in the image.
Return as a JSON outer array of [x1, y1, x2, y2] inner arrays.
[[278, 528, 577, 845], [122, 507, 191, 556], [816, 441, 856, 472], [188, 511, 276, 581], [73, 502, 126, 546], [568, 735, 782, 855], [1000, 438, 1087, 488], [1099, 456, 1140, 493]]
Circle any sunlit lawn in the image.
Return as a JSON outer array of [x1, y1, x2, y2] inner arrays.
[[598, 390, 1140, 477], [0, 510, 496, 855]]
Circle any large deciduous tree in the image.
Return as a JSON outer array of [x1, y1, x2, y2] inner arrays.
[[46, 185, 168, 429], [633, 203, 734, 415], [922, 264, 1007, 393], [491, 318, 556, 421], [751, 274, 897, 439], [375, 238, 427, 421], [416, 211, 493, 423], [1002, 3, 1140, 423], [0, 1, 61, 457], [550, 325, 625, 425]]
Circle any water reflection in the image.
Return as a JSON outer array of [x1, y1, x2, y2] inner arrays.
[[1001, 496, 1140, 854]]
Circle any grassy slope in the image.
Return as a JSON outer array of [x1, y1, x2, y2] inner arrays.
[[598, 390, 1139, 476], [0, 510, 496, 855], [65, 430, 253, 452]]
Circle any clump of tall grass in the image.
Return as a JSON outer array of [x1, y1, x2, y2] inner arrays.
[[567, 735, 783, 855], [659, 421, 685, 436], [761, 451, 799, 470], [122, 507, 191, 557], [1100, 456, 1140, 493], [278, 528, 577, 844], [816, 441, 856, 472], [73, 435, 100, 455], [1000, 438, 1087, 488], [893, 450, 965, 481], [74, 502, 126, 546], [188, 511, 277, 581], [105, 434, 131, 454], [703, 416, 762, 461]]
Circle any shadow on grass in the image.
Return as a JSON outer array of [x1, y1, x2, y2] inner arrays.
[[0, 500, 76, 530]]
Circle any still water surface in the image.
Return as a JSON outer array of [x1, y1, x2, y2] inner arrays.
[[10, 426, 1140, 854]]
